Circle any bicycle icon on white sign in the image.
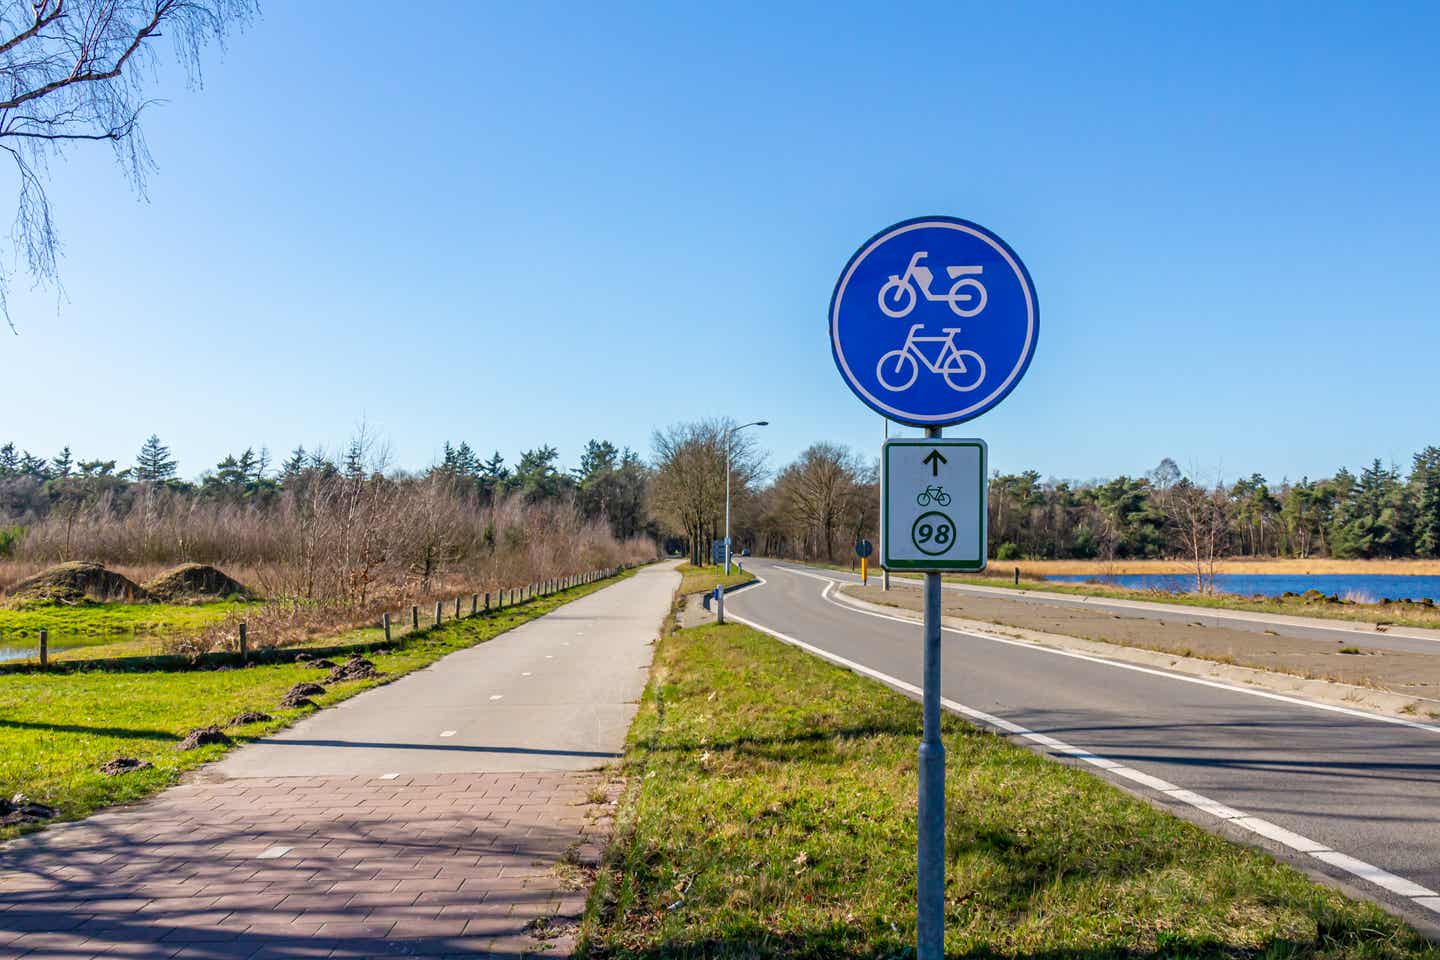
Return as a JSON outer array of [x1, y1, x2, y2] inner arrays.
[[916, 485, 951, 507], [876, 324, 986, 393], [878, 251, 986, 319]]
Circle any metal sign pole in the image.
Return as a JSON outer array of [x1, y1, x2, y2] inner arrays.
[[883, 418, 891, 591], [917, 425, 945, 959]]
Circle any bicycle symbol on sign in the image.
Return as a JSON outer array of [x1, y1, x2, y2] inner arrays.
[[916, 485, 951, 507], [878, 251, 986, 319], [876, 325, 986, 393]]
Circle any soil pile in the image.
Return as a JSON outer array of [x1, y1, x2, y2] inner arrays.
[[7, 562, 151, 604], [324, 655, 383, 684], [99, 757, 154, 776], [1, 793, 57, 826], [142, 563, 255, 603], [280, 682, 325, 709], [225, 711, 273, 727], [176, 726, 232, 751]]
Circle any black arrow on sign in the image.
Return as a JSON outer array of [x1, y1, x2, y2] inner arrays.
[[922, 449, 947, 477]]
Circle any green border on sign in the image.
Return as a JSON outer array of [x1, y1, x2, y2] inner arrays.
[[881, 438, 988, 572]]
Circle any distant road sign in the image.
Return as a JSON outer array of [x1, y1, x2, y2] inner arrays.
[[881, 438, 986, 571], [830, 217, 1038, 427], [855, 539, 873, 559]]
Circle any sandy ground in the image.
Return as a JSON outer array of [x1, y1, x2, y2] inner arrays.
[[999, 557, 1440, 576], [848, 582, 1440, 704]]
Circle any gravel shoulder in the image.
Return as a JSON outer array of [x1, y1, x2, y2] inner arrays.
[[844, 581, 1440, 718]]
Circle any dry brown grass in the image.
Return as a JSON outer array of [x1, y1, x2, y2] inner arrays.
[[1005, 557, 1440, 576]]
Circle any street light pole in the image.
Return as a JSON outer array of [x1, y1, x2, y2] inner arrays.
[[724, 420, 768, 575]]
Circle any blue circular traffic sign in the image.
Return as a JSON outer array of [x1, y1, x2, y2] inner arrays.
[[830, 216, 1038, 426]]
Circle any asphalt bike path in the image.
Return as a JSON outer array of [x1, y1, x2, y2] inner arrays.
[[217, 562, 679, 778], [0, 562, 681, 959], [726, 559, 1440, 935]]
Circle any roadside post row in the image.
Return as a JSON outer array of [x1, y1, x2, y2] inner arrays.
[[724, 571, 1440, 920]]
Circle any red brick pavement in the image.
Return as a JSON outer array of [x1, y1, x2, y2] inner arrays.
[[0, 772, 614, 959]]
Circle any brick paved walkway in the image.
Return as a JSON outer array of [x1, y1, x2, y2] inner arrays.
[[0, 771, 614, 959]]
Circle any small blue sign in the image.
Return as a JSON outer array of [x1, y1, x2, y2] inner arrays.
[[830, 216, 1038, 426]]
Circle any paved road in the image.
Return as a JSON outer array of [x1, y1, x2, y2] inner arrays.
[[217, 561, 679, 777], [826, 564, 1440, 655], [727, 559, 1440, 933]]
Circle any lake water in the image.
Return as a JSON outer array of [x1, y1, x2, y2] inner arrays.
[[1045, 573, 1440, 605]]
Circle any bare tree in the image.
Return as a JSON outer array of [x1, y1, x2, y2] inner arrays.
[[1161, 476, 1231, 592], [649, 419, 764, 565], [775, 442, 868, 562], [0, 0, 257, 329]]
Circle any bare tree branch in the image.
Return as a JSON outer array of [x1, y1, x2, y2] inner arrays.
[[0, 0, 257, 332]]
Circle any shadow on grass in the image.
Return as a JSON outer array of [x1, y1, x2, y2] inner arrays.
[[0, 718, 178, 740]]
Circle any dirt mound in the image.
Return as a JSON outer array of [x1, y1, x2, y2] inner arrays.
[[99, 757, 154, 776], [280, 682, 325, 709], [224, 711, 273, 728], [176, 726, 232, 751], [323, 655, 383, 684], [0, 793, 56, 826], [7, 562, 151, 604], [142, 563, 255, 603]]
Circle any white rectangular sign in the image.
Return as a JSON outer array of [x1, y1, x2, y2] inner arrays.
[[881, 438, 987, 572]]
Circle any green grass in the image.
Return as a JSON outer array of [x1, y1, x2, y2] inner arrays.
[[0, 568, 637, 841], [676, 562, 757, 596], [0, 600, 246, 642], [580, 621, 1436, 959]]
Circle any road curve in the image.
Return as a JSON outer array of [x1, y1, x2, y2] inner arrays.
[[726, 558, 1440, 934]]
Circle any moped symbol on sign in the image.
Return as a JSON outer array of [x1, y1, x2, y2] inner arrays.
[[830, 217, 1038, 427]]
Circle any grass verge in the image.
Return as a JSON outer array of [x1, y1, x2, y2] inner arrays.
[[579, 621, 1436, 958], [676, 562, 756, 596], [0, 568, 637, 842]]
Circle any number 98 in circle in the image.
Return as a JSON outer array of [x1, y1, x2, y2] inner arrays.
[[910, 511, 956, 556]]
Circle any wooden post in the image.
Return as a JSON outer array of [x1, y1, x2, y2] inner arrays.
[[412, 605, 419, 630], [39, 628, 47, 670], [383, 612, 392, 643], [454, 596, 462, 620], [239, 622, 248, 662], [484, 592, 490, 611], [434, 601, 442, 626], [471, 593, 478, 616]]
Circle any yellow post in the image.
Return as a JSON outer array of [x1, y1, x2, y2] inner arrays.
[[861, 556, 868, 585]]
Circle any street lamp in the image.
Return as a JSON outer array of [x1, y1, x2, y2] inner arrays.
[[725, 420, 768, 575]]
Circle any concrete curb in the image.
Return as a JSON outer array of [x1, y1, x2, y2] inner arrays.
[[833, 585, 1437, 722]]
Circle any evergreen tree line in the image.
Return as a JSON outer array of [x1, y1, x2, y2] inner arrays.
[[725, 444, 1440, 564], [987, 449, 1440, 561]]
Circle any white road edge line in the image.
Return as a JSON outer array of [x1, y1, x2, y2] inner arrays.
[[725, 571, 1440, 916], [804, 568, 1440, 736]]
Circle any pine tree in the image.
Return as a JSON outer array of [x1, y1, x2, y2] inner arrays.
[[280, 445, 307, 480], [50, 446, 73, 477], [1412, 446, 1440, 558], [0, 443, 18, 477], [134, 434, 178, 482], [18, 450, 48, 479]]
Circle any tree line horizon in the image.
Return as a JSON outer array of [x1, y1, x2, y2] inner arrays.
[[3, 432, 1439, 567]]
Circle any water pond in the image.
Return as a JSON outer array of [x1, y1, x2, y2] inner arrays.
[[1044, 573, 1440, 605]]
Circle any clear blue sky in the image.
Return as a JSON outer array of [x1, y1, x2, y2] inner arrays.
[[4, 2, 1438, 485]]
